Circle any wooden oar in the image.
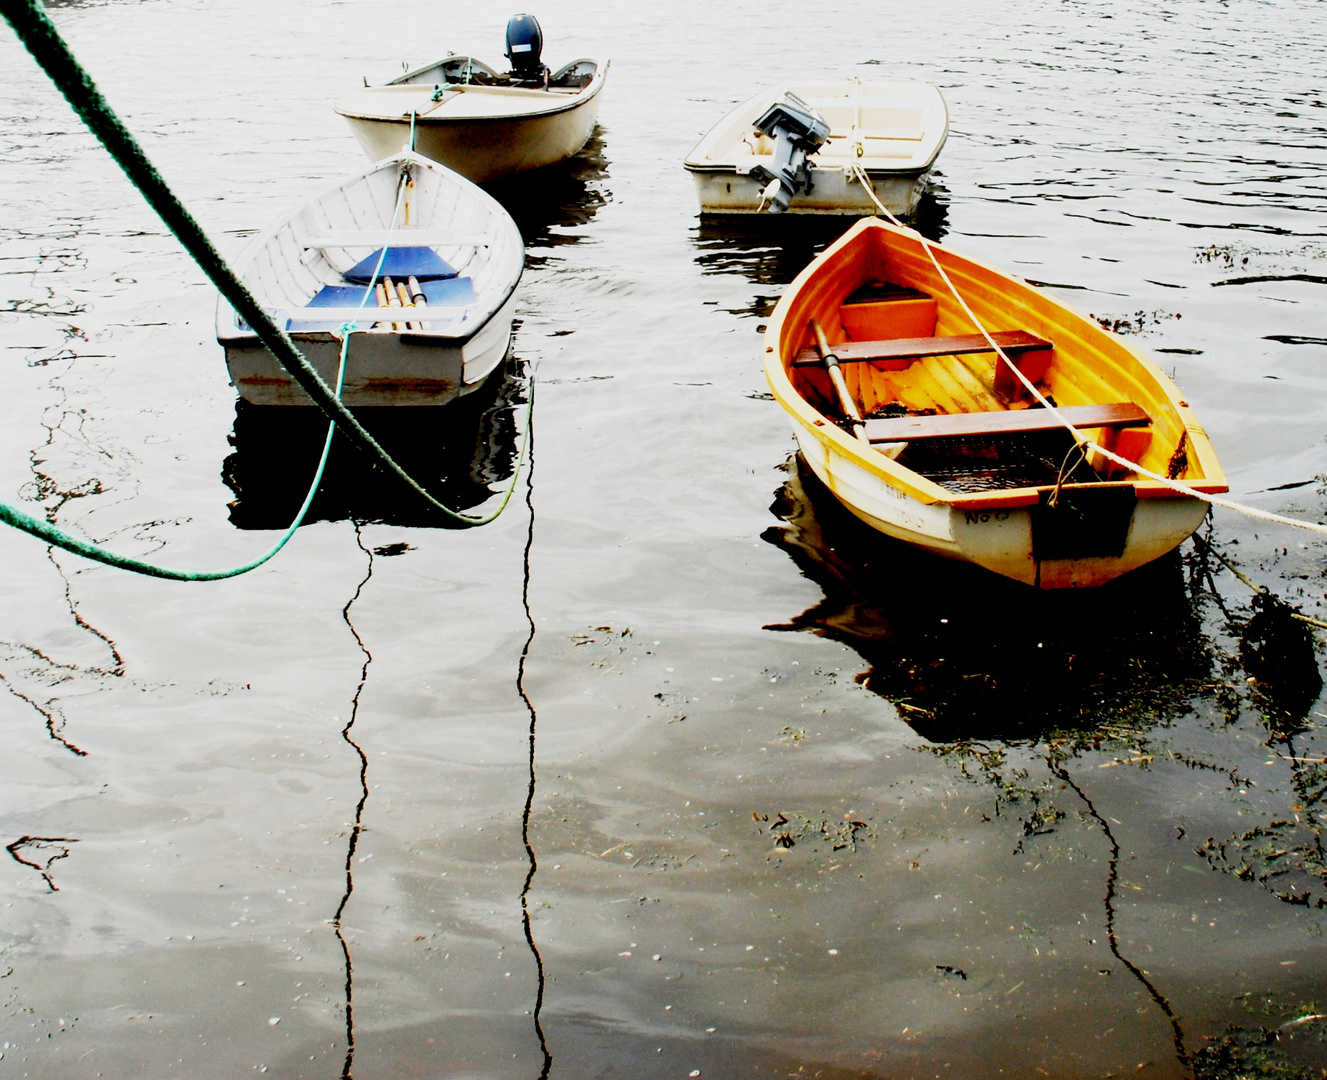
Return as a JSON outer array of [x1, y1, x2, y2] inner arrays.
[[382, 276, 406, 331], [406, 275, 431, 331], [809, 318, 869, 443], [394, 280, 419, 330], [373, 281, 390, 329]]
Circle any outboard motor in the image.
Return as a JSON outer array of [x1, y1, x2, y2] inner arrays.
[[505, 13, 549, 86], [749, 91, 831, 213]]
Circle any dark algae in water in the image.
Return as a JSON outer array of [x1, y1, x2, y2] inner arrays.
[[765, 456, 1327, 1077]]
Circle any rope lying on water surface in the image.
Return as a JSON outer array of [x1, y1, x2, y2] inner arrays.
[[0, 0, 529, 579], [846, 161, 1327, 540]]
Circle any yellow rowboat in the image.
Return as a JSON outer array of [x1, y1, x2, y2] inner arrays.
[[763, 218, 1228, 589]]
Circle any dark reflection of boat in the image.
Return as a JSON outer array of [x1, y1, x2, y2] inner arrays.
[[221, 358, 526, 530], [762, 456, 1215, 743], [482, 129, 610, 248], [691, 178, 949, 287]]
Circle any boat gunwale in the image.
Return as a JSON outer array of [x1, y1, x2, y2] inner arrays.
[[762, 217, 1228, 509], [684, 79, 949, 177]]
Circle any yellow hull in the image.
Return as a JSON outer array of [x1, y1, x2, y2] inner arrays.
[[763, 219, 1227, 589]]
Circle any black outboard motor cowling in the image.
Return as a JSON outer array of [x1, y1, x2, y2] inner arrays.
[[505, 13, 549, 86], [749, 91, 831, 213]]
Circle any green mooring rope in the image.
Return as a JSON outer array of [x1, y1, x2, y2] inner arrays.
[[0, 338, 351, 582], [0, 0, 529, 579], [0, 163, 410, 581]]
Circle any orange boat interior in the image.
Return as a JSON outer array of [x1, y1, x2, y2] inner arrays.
[[785, 250, 1211, 500]]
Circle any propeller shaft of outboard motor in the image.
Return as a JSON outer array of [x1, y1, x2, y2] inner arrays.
[[505, 13, 549, 87], [750, 91, 831, 213]]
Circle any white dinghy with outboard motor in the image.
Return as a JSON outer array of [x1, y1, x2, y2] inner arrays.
[[686, 79, 947, 216], [216, 149, 523, 406], [335, 14, 607, 184]]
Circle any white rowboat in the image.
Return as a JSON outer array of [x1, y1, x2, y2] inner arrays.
[[216, 149, 523, 407], [686, 80, 947, 216], [336, 55, 608, 184]]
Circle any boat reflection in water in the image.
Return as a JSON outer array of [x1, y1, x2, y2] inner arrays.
[[762, 455, 1216, 743], [222, 357, 527, 529], [483, 129, 610, 248], [691, 179, 949, 288]]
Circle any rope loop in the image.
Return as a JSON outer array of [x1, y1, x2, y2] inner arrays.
[[1049, 441, 1090, 510]]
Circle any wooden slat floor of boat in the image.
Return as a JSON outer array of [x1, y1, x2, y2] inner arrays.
[[792, 330, 1052, 366], [865, 402, 1150, 443], [897, 429, 1102, 494]]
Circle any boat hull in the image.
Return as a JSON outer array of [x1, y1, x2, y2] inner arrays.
[[337, 59, 608, 183], [689, 166, 930, 217], [791, 416, 1211, 589], [764, 218, 1227, 589], [222, 290, 516, 407], [345, 106, 602, 184]]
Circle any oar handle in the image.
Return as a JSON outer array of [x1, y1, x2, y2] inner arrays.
[[811, 319, 841, 370], [809, 318, 868, 441], [406, 275, 431, 330]]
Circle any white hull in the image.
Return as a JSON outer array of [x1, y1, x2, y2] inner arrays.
[[691, 167, 929, 217], [686, 80, 947, 216], [336, 59, 607, 183], [216, 150, 523, 406], [223, 290, 516, 407]]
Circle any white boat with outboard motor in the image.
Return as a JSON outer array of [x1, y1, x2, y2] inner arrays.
[[335, 14, 607, 184], [216, 149, 523, 407], [685, 80, 947, 216]]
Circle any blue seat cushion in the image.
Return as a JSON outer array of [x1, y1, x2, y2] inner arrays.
[[343, 246, 457, 284]]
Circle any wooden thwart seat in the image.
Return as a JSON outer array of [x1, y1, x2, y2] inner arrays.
[[864, 402, 1151, 444], [301, 231, 490, 249], [792, 330, 1051, 367]]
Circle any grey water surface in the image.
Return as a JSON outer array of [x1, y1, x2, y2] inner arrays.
[[2, 1, 1327, 1077]]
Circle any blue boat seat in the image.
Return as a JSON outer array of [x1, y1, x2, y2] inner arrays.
[[287, 276, 477, 333], [344, 246, 457, 284]]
